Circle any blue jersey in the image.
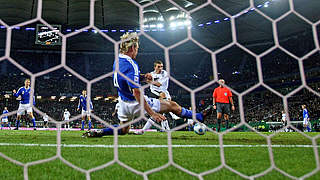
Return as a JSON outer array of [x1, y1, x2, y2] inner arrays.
[[303, 109, 309, 119], [113, 54, 140, 101], [2, 110, 8, 119], [78, 95, 93, 110], [14, 87, 35, 104]]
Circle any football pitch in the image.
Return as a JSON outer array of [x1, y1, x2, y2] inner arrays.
[[0, 130, 320, 180]]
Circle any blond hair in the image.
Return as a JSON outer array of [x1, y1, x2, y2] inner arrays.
[[24, 78, 30, 83], [120, 32, 139, 53]]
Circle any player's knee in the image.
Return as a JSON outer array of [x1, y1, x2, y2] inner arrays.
[[121, 126, 130, 135], [169, 101, 180, 113], [217, 114, 222, 119], [159, 93, 166, 99]]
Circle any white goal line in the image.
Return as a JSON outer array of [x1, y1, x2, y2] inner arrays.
[[0, 143, 318, 148]]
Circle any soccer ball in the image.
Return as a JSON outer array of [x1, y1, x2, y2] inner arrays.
[[194, 123, 206, 135]]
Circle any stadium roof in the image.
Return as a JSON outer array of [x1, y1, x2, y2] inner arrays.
[[0, 0, 319, 50]]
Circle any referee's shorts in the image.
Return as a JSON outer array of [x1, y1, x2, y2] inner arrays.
[[216, 103, 231, 115]]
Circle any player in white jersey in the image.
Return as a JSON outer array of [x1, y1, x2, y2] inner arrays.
[[281, 111, 286, 122], [1, 107, 10, 129], [63, 109, 71, 130], [142, 60, 171, 133], [43, 113, 49, 128], [281, 110, 288, 132]]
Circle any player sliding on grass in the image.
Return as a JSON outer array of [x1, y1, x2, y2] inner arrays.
[[83, 32, 213, 137]]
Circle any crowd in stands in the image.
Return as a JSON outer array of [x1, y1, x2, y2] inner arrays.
[[0, 29, 319, 130]]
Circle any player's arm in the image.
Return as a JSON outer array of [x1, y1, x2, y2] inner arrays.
[[212, 89, 217, 109], [112, 107, 118, 117], [229, 96, 235, 111], [13, 88, 22, 97], [142, 73, 162, 87], [132, 88, 165, 122], [140, 73, 153, 83], [33, 96, 36, 105], [77, 98, 81, 111]]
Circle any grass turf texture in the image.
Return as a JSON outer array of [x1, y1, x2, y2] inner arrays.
[[0, 130, 319, 179]]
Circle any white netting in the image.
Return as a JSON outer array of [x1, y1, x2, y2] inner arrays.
[[0, 0, 319, 179]]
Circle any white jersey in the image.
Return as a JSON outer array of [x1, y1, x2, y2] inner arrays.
[[64, 111, 71, 121], [150, 70, 171, 99], [281, 113, 286, 122], [43, 115, 48, 122], [187, 118, 194, 125], [115, 103, 120, 111]]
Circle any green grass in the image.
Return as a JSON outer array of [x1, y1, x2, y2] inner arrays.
[[0, 130, 319, 179]]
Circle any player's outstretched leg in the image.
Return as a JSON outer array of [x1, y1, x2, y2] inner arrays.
[[83, 102, 213, 138], [81, 120, 85, 130], [160, 120, 166, 132], [14, 118, 20, 130], [164, 113, 171, 130], [217, 119, 221, 132], [307, 122, 311, 132], [31, 117, 36, 130], [160, 100, 213, 123], [135, 118, 155, 135], [82, 125, 126, 138], [225, 120, 229, 130]]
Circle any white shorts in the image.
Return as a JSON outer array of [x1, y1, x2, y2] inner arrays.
[[17, 103, 32, 115], [151, 89, 171, 100], [303, 118, 309, 126], [118, 96, 160, 122], [187, 119, 194, 125], [81, 109, 91, 117], [2, 118, 8, 123]]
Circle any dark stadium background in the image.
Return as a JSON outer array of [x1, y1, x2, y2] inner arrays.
[[0, 0, 319, 131]]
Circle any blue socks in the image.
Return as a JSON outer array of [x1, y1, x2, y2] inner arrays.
[[102, 125, 123, 135], [307, 126, 311, 132], [81, 120, 85, 130], [82, 120, 92, 130], [180, 107, 204, 122], [88, 121, 92, 130], [16, 120, 20, 128], [32, 118, 36, 128]]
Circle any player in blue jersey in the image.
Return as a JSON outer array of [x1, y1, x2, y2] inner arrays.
[[302, 105, 311, 132], [83, 32, 213, 137], [1, 107, 10, 129], [13, 79, 37, 130], [77, 90, 93, 130]]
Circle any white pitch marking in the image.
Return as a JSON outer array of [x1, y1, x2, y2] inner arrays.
[[0, 143, 318, 148]]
